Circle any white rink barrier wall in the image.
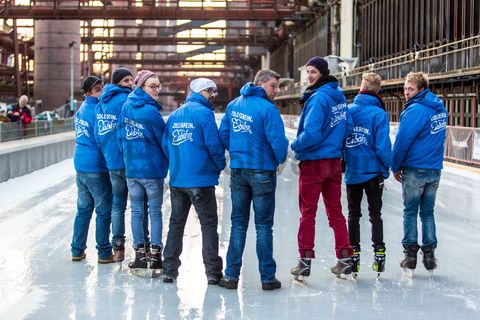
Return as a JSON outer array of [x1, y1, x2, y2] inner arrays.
[[0, 132, 75, 183]]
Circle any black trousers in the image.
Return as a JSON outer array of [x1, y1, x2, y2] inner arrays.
[[163, 186, 223, 279], [347, 176, 385, 252]]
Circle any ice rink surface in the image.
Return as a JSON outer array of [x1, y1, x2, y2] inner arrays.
[[0, 152, 479, 319]]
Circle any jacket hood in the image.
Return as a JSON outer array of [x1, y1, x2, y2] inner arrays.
[[127, 87, 162, 110], [84, 96, 99, 105], [316, 81, 344, 103], [240, 82, 268, 100], [405, 88, 444, 111], [99, 83, 132, 104], [186, 92, 214, 111], [353, 93, 383, 109]]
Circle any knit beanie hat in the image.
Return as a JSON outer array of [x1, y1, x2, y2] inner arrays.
[[134, 70, 157, 88], [112, 67, 133, 84], [306, 56, 330, 75], [82, 76, 102, 93], [190, 78, 217, 93]]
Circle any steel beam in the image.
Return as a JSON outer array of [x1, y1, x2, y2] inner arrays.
[[2, 1, 296, 20]]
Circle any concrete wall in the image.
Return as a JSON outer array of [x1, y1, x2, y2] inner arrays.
[[0, 133, 75, 183], [34, 20, 81, 110]]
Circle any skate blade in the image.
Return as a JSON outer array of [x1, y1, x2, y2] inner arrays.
[[293, 275, 308, 284], [336, 273, 355, 281], [151, 269, 163, 278], [401, 268, 414, 278], [131, 268, 159, 278]]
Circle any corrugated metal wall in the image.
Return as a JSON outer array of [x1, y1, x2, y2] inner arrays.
[[293, 16, 329, 81], [360, 0, 480, 64]]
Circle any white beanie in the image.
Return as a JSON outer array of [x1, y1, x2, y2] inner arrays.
[[190, 78, 217, 93]]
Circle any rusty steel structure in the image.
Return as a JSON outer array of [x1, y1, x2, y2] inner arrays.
[[1, 0, 298, 20], [1, 0, 310, 104]]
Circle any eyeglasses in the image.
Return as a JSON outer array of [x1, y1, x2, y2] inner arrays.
[[206, 88, 218, 95], [147, 85, 162, 91]]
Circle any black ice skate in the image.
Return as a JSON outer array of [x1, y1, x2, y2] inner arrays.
[[351, 251, 360, 278], [421, 246, 437, 275], [129, 246, 149, 277], [400, 245, 420, 276], [373, 247, 386, 277], [290, 258, 311, 283], [331, 249, 353, 279], [149, 245, 163, 278]]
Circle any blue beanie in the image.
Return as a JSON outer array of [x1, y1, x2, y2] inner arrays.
[[306, 56, 330, 75]]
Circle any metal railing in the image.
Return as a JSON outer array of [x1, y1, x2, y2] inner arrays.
[[0, 118, 74, 142], [335, 35, 480, 89], [282, 115, 480, 167]]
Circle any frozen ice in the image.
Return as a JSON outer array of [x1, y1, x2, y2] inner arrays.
[[0, 152, 479, 319]]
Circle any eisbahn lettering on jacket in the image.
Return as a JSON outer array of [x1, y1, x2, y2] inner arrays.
[[344, 93, 392, 185], [219, 83, 288, 171], [74, 96, 108, 173], [392, 89, 448, 173], [119, 88, 168, 179], [291, 81, 352, 161], [95, 84, 131, 171], [163, 92, 225, 188]]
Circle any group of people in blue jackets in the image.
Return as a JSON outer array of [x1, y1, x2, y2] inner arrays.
[[72, 56, 447, 289]]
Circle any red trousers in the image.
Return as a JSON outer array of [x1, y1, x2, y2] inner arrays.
[[297, 159, 353, 259]]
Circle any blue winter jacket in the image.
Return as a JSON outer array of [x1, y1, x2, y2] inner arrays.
[[344, 93, 392, 184], [392, 89, 448, 173], [219, 83, 289, 171], [292, 81, 352, 160], [119, 88, 168, 179], [95, 84, 132, 170], [74, 96, 108, 173], [162, 92, 225, 187]]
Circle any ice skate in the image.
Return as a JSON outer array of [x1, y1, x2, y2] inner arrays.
[[290, 258, 311, 283], [331, 257, 353, 280], [372, 247, 386, 278], [149, 245, 163, 278], [129, 246, 150, 278], [351, 251, 360, 279], [421, 246, 437, 276], [400, 245, 419, 276]]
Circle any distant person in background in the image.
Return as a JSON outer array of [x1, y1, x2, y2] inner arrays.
[[344, 72, 391, 276], [71, 76, 114, 264], [7, 95, 32, 124], [95, 67, 149, 263], [119, 70, 168, 273], [392, 72, 448, 274]]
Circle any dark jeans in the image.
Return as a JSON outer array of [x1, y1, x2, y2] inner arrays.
[[347, 175, 385, 251], [163, 187, 223, 279], [225, 169, 277, 283]]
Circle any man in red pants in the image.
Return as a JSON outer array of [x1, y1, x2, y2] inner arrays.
[[290, 56, 354, 280]]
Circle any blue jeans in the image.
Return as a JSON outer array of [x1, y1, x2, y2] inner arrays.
[[225, 169, 277, 283], [163, 187, 223, 279], [110, 170, 149, 247], [71, 172, 113, 259], [401, 167, 441, 248], [127, 178, 164, 248]]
